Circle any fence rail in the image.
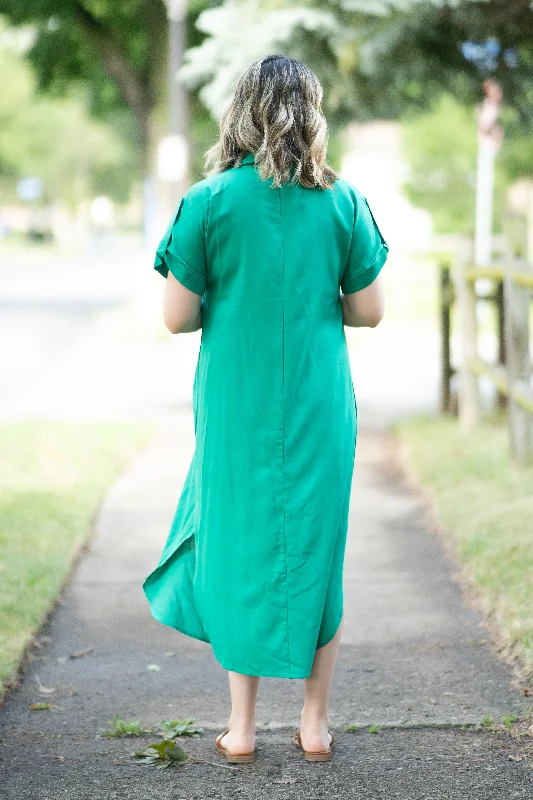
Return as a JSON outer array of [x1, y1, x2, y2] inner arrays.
[[431, 226, 533, 465], [464, 265, 533, 289]]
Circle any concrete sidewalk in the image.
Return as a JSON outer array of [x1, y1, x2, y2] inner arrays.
[[1, 410, 532, 798]]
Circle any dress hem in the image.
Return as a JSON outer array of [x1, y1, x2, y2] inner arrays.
[[146, 603, 211, 644], [146, 603, 344, 680]]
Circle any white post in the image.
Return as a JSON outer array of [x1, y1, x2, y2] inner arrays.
[[474, 79, 503, 268], [474, 139, 496, 267], [527, 183, 533, 265], [454, 237, 481, 430]]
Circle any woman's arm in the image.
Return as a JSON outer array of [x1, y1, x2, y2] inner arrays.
[[163, 272, 203, 333], [341, 273, 385, 328]]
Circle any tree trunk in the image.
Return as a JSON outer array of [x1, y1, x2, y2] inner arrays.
[[74, 0, 170, 246]]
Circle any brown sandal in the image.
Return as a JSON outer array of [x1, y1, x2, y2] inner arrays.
[[294, 728, 334, 762], [215, 728, 255, 763]]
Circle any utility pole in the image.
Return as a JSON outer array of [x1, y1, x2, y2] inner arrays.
[[157, 0, 190, 220], [474, 79, 503, 267], [169, 0, 187, 142]]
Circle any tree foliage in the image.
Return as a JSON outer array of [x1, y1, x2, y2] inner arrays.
[[179, 0, 533, 225], [401, 95, 479, 234], [0, 0, 219, 174], [402, 95, 533, 234], [2, 0, 533, 193], [0, 32, 136, 204], [181, 0, 533, 131], [0, 1, 167, 129]]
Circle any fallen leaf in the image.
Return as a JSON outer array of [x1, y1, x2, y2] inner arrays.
[[133, 740, 188, 768], [69, 648, 94, 659], [35, 675, 56, 694], [29, 703, 51, 710], [33, 635, 52, 649], [147, 664, 160, 671]]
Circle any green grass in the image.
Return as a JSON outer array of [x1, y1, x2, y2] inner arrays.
[[101, 714, 153, 738], [159, 718, 204, 739], [503, 713, 519, 732], [0, 419, 154, 700], [395, 413, 533, 680], [99, 715, 204, 740]]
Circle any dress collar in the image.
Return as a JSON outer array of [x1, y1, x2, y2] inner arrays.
[[240, 152, 255, 166]]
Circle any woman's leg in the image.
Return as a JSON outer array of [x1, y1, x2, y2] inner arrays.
[[299, 616, 344, 751], [219, 671, 260, 754]]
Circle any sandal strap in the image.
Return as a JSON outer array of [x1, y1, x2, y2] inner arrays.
[[216, 727, 255, 757], [216, 727, 230, 745], [294, 727, 334, 753]]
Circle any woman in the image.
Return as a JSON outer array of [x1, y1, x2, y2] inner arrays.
[[143, 54, 388, 764]]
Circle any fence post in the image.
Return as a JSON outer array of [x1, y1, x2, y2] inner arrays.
[[503, 257, 533, 464], [494, 278, 507, 409], [439, 258, 454, 414], [454, 237, 481, 430]]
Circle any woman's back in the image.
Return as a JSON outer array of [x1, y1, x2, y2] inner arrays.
[[158, 151, 387, 331]]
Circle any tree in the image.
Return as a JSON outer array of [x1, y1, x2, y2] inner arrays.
[[401, 92, 533, 234], [1, 1, 160, 174], [0, 31, 136, 205], [4, 0, 533, 188], [401, 95, 480, 234], [180, 0, 533, 132], [0, 0, 219, 178]]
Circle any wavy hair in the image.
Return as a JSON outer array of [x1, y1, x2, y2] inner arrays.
[[204, 55, 338, 190]]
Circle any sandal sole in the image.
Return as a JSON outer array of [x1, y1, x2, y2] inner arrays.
[[216, 728, 255, 763], [294, 728, 334, 761]]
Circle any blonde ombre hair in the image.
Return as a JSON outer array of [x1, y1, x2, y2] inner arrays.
[[204, 55, 338, 190]]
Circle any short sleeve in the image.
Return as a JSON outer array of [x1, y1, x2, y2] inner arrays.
[[340, 191, 389, 294], [154, 188, 207, 296]]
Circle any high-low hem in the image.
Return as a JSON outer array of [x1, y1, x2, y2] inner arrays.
[[146, 604, 210, 644], [146, 595, 344, 680], [212, 658, 313, 680]]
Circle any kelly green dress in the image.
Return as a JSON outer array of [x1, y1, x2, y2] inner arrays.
[[142, 152, 389, 679]]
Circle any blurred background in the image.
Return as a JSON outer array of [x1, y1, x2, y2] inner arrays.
[[1, 0, 533, 697], [2, 0, 533, 424]]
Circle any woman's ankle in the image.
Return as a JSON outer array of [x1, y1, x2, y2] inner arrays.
[[300, 706, 330, 727], [228, 716, 256, 733]]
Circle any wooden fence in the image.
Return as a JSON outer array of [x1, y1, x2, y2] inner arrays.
[[435, 221, 533, 465]]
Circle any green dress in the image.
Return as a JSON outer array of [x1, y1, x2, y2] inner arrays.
[[142, 152, 389, 679]]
